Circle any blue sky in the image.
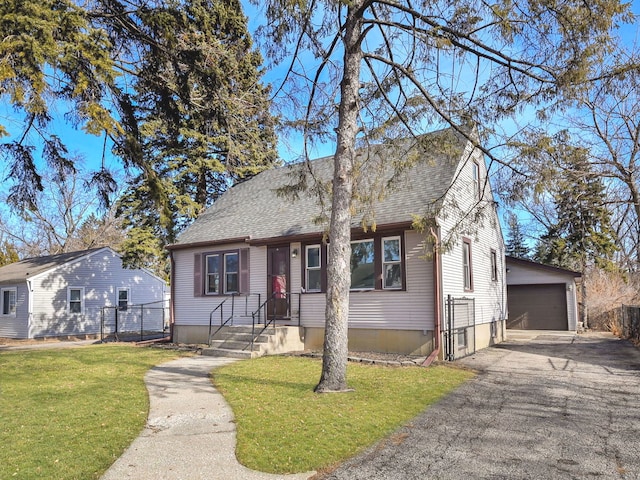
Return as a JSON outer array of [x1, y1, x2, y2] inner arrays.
[[1, 0, 638, 197]]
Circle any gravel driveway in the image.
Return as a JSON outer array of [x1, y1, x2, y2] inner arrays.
[[320, 331, 640, 480]]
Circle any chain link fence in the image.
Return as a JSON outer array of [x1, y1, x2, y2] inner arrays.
[[443, 295, 476, 361], [101, 300, 169, 342]]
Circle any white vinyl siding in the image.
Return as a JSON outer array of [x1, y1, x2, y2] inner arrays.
[[0, 284, 28, 338], [173, 243, 266, 327], [300, 230, 434, 330], [439, 146, 507, 327], [26, 249, 165, 338]]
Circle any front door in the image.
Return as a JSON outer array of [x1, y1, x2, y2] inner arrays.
[[267, 246, 290, 321]]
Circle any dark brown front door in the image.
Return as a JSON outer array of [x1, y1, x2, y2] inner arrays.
[[267, 246, 290, 321]]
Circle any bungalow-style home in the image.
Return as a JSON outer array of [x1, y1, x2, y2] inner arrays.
[[505, 256, 581, 331], [168, 128, 507, 359], [0, 247, 167, 339]]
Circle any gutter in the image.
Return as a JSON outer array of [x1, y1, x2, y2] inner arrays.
[[423, 222, 442, 367]]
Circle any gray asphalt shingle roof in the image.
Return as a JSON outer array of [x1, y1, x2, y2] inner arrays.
[[0, 248, 107, 285], [174, 128, 469, 247]]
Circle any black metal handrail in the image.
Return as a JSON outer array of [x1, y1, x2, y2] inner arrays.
[[208, 295, 235, 345], [247, 292, 301, 352]]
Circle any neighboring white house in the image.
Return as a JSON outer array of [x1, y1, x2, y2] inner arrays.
[[505, 256, 581, 331], [0, 247, 167, 339], [168, 128, 507, 360]]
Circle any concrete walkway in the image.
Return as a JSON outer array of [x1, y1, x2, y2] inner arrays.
[[101, 356, 314, 480]]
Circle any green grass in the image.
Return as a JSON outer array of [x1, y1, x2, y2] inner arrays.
[[213, 356, 474, 474], [0, 345, 188, 480]]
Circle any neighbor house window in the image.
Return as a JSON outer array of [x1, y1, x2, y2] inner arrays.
[[490, 249, 498, 282], [117, 288, 130, 311], [462, 239, 473, 291], [68, 287, 84, 314], [350, 239, 375, 290], [199, 249, 247, 296], [382, 237, 402, 289], [1, 288, 17, 316], [305, 245, 322, 292]]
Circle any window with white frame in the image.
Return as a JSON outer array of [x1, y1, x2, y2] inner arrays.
[[198, 249, 248, 296], [306, 245, 322, 292], [350, 239, 375, 290], [490, 249, 498, 282], [462, 239, 473, 291], [118, 288, 130, 311], [224, 252, 239, 293], [382, 236, 402, 289], [472, 162, 480, 200], [68, 287, 84, 314], [205, 254, 220, 294], [301, 234, 406, 293], [1, 288, 17, 316]]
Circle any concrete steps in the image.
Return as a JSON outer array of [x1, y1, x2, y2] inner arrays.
[[202, 324, 305, 359]]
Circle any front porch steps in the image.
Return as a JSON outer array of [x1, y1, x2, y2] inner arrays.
[[202, 325, 305, 359]]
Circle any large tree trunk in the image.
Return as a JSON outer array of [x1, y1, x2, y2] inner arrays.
[[315, 2, 364, 393]]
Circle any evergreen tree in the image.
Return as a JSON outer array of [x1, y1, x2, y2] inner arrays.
[[0, 0, 279, 269], [505, 214, 530, 259], [535, 148, 617, 271], [0, 241, 19, 267]]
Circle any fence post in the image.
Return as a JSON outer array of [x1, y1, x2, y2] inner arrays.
[[140, 305, 144, 342]]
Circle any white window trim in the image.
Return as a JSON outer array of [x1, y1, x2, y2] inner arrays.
[[305, 245, 322, 293], [1, 287, 17, 316], [382, 236, 402, 290], [205, 253, 221, 295], [463, 239, 473, 291], [67, 287, 85, 315], [490, 249, 498, 282], [117, 287, 131, 311], [223, 252, 239, 294], [472, 161, 481, 200]]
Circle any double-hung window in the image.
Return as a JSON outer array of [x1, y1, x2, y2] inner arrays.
[[305, 245, 322, 292], [462, 239, 473, 291], [1, 288, 17, 316], [382, 237, 402, 289], [490, 249, 498, 282], [205, 254, 221, 293], [68, 287, 84, 314], [203, 251, 241, 295], [224, 253, 239, 293], [118, 288, 130, 311], [472, 162, 481, 200]]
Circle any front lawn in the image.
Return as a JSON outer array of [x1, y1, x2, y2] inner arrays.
[[213, 356, 474, 474], [0, 345, 187, 479]]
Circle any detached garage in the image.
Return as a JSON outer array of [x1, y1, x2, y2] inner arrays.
[[506, 256, 581, 331]]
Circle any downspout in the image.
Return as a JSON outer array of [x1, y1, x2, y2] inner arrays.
[[423, 223, 442, 366], [169, 250, 176, 342], [27, 279, 33, 339]]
